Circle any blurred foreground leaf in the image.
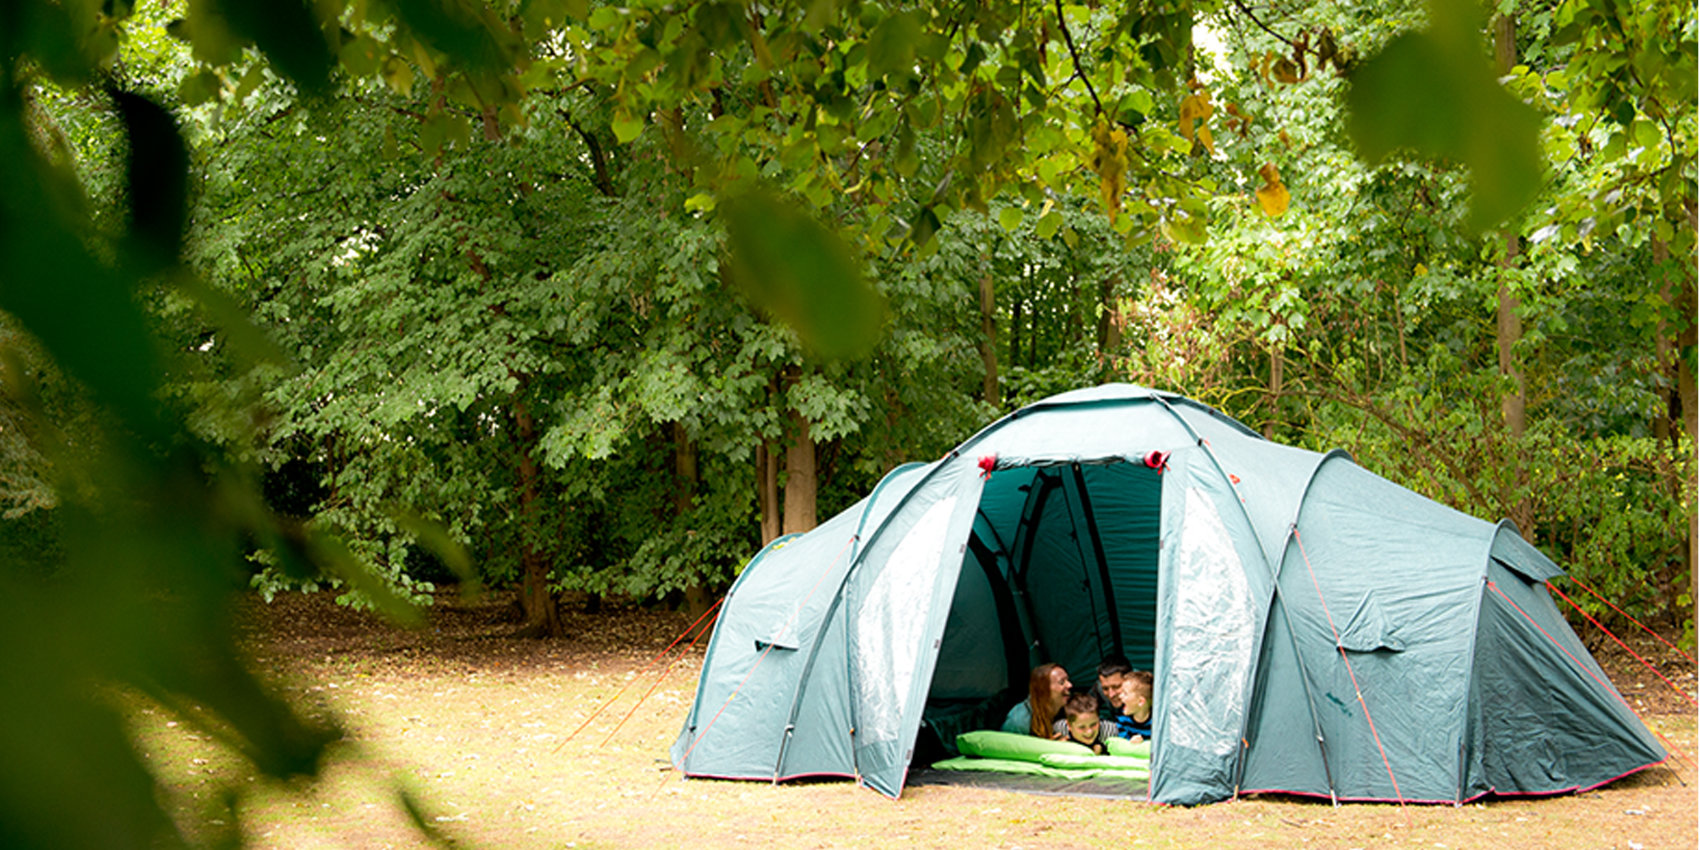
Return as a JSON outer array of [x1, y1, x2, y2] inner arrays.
[[722, 191, 886, 360], [1345, 0, 1542, 231], [0, 57, 387, 850]]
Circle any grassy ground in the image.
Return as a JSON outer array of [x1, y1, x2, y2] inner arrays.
[[133, 591, 1697, 849]]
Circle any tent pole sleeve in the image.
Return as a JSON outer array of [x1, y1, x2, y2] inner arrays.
[[968, 532, 1031, 698], [773, 581, 853, 779], [1014, 472, 1058, 592], [1146, 392, 1339, 802], [1071, 462, 1125, 655], [1257, 531, 1341, 799], [1011, 472, 1060, 658], [1058, 472, 1108, 655], [772, 461, 926, 780]]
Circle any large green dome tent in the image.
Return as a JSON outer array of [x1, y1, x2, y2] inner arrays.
[[669, 384, 1665, 804]]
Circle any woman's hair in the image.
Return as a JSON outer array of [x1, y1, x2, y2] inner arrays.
[[1027, 663, 1068, 738]]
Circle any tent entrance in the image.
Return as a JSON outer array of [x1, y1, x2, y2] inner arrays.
[[921, 460, 1163, 755]]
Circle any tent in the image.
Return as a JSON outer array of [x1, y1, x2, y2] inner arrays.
[[670, 384, 1666, 804]]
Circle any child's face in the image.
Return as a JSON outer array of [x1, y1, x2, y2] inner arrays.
[[1119, 680, 1150, 712], [1066, 713, 1099, 745]]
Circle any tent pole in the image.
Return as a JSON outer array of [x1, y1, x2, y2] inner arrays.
[[1012, 471, 1062, 662], [1071, 462, 1126, 655], [1058, 471, 1109, 656], [1270, 540, 1342, 802]]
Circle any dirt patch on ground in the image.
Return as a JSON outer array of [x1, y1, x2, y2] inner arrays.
[[138, 590, 1699, 848]]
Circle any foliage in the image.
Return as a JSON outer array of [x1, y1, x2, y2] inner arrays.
[[1123, 0, 1695, 642], [0, 0, 1690, 845]]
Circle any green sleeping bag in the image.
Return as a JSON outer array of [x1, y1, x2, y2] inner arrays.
[[1103, 737, 1151, 759], [927, 756, 1094, 779], [1038, 753, 1151, 774], [955, 730, 1093, 760]]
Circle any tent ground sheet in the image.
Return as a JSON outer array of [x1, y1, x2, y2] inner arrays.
[[910, 731, 1151, 799], [909, 764, 1149, 800]]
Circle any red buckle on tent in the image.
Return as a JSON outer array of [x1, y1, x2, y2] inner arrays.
[[1144, 450, 1169, 472], [978, 455, 997, 478]]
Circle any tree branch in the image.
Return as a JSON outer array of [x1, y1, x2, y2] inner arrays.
[[1227, 0, 1298, 50], [562, 112, 619, 198], [1053, 0, 1104, 115]]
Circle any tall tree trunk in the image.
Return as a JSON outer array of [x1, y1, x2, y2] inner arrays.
[[1009, 297, 1023, 368], [1264, 345, 1283, 440], [758, 442, 781, 544], [782, 411, 817, 535], [1653, 239, 1681, 443], [1680, 304, 1697, 623], [979, 266, 1001, 407], [1096, 273, 1123, 353], [1655, 238, 1698, 624], [1494, 12, 1534, 539], [512, 392, 563, 637], [673, 422, 712, 618], [1065, 271, 1086, 348], [1028, 280, 1040, 369]]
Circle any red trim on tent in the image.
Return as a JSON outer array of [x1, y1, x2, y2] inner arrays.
[[1487, 761, 1667, 797], [1241, 786, 1480, 806], [679, 770, 858, 784], [1294, 529, 1408, 806], [1242, 759, 1663, 805]]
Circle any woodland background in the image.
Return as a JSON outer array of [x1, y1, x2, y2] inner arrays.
[[0, 0, 1692, 845]]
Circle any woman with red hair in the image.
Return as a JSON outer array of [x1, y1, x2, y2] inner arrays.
[[1000, 663, 1072, 739]]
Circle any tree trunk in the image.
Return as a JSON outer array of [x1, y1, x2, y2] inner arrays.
[[1096, 273, 1123, 353], [512, 392, 563, 638], [1028, 280, 1040, 368], [757, 441, 781, 545], [979, 267, 1001, 407], [1009, 297, 1023, 368], [672, 422, 713, 618], [1655, 238, 1698, 625], [1493, 12, 1534, 540], [782, 411, 817, 535], [1264, 345, 1283, 440]]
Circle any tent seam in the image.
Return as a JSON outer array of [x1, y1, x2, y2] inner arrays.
[[770, 461, 926, 783], [1144, 391, 1303, 802]]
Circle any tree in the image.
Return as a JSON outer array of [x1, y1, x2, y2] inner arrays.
[[2, 0, 1685, 844]]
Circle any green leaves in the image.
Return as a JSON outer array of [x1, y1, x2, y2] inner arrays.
[[1345, 0, 1542, 231], [611, 109, 645, 143], [218, 0, 335, 95], [722, 191, 885, 360], [868, 11, 924, 80]]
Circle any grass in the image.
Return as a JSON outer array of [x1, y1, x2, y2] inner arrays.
[[131, 592, 1698, 849]]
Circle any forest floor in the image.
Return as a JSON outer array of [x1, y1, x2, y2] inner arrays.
[[134, 590, 1698, 849]]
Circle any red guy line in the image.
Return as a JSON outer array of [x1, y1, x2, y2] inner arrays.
[[1294, 529, 1407, 806], [599, 604, 724, 747], [1557, 575, 1695, 665], [1546, 581, 1697, 709], [1486, 580, 1691, 771], [555, 595, 725, 752]]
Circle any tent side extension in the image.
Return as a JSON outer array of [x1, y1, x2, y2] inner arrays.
[[670, 384, 1666, 804]]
